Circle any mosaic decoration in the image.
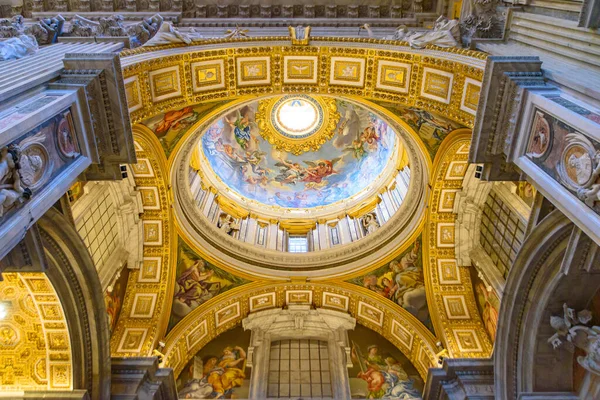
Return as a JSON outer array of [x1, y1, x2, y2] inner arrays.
[[375, 101, 465, 158], [200, 98, 397, 209], [105, 266, 130, 334], [142, 101, 228, 156], [176, 326, 251, 399], [348, 324, 423, 399], [170, 238, 249, 330], [122, 40, 484, 137], [113, 40, 487, 363], [110, 132, 174, 357], [469, 265, 500, 343], [348, 237, 433, 332], [525, 108, 600, 215]]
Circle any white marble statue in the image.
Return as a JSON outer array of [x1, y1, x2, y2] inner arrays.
[[68, 14, 164, 47], [142, 22, 203, 47], [0, 35, 38, 61], [0, 145, 32, 217], [549, 303, 600, 376], [217, 213, 240, 236], [362, 212, 380, 235], [361, 15, 460, 49]]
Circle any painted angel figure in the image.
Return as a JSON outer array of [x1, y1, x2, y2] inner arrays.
[[303, 159, 339, 183], [274, 159, 306, 185], [345, 139, 367, 160], [226, 109, 255, 150]]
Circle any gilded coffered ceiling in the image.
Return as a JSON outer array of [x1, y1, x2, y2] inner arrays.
[[0, 273, 72, 392]]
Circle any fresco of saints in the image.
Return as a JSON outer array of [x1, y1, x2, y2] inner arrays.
[[179, 346, 247, 399], [351, 343, 421, 399], [475, 281, 500, 341], [105, 282, 121, 332], [155, 106, 199, 137], [357, 240, 430, 328], [173, 260, 218, 318]]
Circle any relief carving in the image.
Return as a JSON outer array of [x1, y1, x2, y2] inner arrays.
[[556, 134, 600, 209], [361, 212, 380, 235], [0, 145, 33, 218], [549, 303, 600, 376]]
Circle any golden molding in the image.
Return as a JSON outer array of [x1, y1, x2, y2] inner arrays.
[[160, 281, 439, 381], [120, 36, 487, 60], [255, 95, 340, 155], [110, 127, 178, 358], [422, 131, 494, 358], [121, 42, 485, 131]]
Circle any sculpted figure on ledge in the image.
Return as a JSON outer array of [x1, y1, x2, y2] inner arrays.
[[0, 145, 33, 218], [362, 212, 380, 235], [66, 14, 164, 47], [360, 16, 460, 49], [549, 303, 600, 375]]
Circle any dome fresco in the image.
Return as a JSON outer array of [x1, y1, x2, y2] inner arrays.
[[199, 97, 398, 208]]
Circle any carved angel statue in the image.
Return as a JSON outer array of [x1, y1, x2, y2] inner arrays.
[[559, 133, 600, 209], [0, 16, 24, 38], [548, 303, 600, 375], [0, 145, 33, 218], [217, 213, 240, 236], [576, 150, 600, 208], [362, 212, 380, 235], [360, 16, 460, 49], [24, 15, 65, 44], [0, 34, 38, 61]]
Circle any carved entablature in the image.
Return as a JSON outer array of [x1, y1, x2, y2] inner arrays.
[[187, 3, 433, 19], [469, 56, 552, 181], [0, 108, 81, 221], [49, 52, 136, 179]]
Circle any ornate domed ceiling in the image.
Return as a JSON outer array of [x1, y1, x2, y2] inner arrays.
[[196, 95, 399, 209]]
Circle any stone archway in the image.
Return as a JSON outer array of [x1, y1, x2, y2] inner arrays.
[[38, 207, 112, 400], [494, 209, 600, 399]]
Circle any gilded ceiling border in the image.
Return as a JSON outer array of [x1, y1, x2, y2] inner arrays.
[[109, 126, 178, 357], [160, 280, 439, 381], [120, 40, 485, 132], [422, 129, 494, 358]]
